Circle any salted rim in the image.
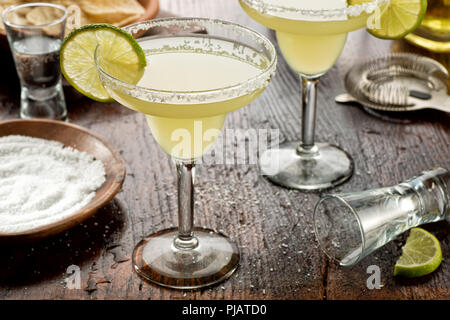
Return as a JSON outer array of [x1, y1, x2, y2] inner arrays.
[[240, 0, 387, 18], [2, 2, 67, 29], [94, 17, 277, 105]]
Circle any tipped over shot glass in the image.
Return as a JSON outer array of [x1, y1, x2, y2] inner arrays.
[[314, 168, 449, 266], [2, 2, 67, 121]]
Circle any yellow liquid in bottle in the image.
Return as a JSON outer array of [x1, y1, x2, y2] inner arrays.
[[406, 0, 450, 52]]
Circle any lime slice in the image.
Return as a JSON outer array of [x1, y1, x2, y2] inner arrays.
[[394, 228, 442, 278], [60, 24, 146, 102], [365, 0, 427, 39]]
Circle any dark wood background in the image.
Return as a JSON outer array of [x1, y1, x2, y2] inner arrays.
[[0, 0, 448, 300]]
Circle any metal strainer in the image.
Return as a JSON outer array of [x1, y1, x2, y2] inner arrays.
[[336, 53, 449, 113]]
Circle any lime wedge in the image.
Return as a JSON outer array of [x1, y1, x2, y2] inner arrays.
[[394, 228, 442, 278], [60, 24, 146, 102], [364, 0, 427, 39]]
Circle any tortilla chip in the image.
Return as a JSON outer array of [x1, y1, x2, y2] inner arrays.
[[2, 6, 32, 27], [0, 0, 146, 33], [79, 0, 145, 24], [26, 6, 66, 25]]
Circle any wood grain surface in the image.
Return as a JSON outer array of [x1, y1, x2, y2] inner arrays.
[[0, 0, 448, 300]]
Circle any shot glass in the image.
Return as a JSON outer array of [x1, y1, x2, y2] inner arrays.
[[2, 2, 68, 121], [314, 168, 449, 266]]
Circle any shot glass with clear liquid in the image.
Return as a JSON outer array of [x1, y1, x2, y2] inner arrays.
[[2, 2, 67, 121], [314, 168, 449, 266]]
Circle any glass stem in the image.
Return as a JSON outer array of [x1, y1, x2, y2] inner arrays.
[[298, 76, 320, 154], [174, 159, 198, 250]]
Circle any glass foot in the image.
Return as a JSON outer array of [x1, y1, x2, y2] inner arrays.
[[259, 141, 354, 191], [132, 227, 240, 289]]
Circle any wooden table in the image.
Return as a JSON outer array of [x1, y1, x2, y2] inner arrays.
[[0, 0, 448, 300]]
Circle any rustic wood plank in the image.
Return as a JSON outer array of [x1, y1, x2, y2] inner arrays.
[[0, 0, 448, 300]]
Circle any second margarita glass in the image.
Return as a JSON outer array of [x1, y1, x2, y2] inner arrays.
[[95, 18, 277, 289], [240, 0, 385, 190]]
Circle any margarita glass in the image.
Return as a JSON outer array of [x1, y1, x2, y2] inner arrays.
[[240, 0, 386, 190], [94, 18, 276, 289]]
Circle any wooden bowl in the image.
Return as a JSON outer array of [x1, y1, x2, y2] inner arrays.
[[0, 0, 159, 36], [0, 119, 126, 242], [137, 0, 160, 22]]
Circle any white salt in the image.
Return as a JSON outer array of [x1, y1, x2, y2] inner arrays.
[[0, 135, 106, 233]]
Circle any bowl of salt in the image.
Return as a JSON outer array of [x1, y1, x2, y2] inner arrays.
[[0, 119, 126, 242]]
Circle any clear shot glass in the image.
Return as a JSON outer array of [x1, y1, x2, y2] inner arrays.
[[2, 2, 68, 121], [314, 168, 449, 266]]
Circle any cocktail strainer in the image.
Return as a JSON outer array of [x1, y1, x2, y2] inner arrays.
[[336, 53, 449, 113]]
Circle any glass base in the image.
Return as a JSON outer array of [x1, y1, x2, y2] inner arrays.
[[132, 227, 240, 289], [259, 141, 354, 191], [20, 83, 67, 121]]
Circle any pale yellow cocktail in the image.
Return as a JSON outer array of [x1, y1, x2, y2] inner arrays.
[[240, 0, 383, 190], [104, 36, 270, 159], [240, 0, 375, 76]]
